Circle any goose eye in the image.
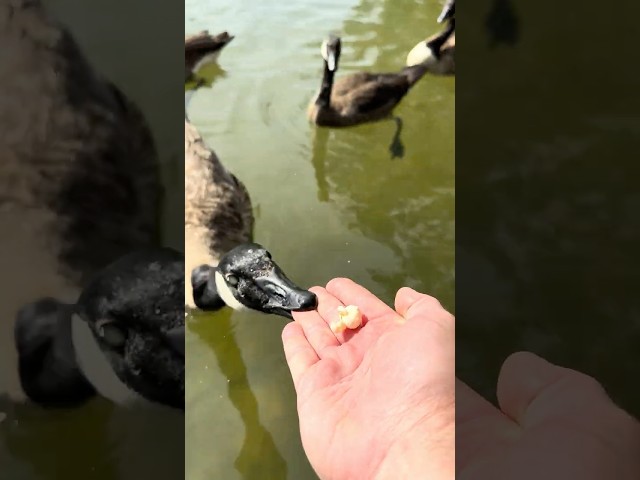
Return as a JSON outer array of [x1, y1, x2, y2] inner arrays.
[[226, 275, 239, 287], [96, 319, 128, 349]]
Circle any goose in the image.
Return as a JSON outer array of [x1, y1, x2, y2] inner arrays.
[[184, 120, 317, 316], [308, 34, 429, 127], [406, 0, 455, 74], [405, 19, 455, 74], [308, 34, 429, 158], [184, 31, 232, 116], [15, 249, 185, 410], [438, 0, 455, 24], [184, 32, 316, 316], [185, 30, 234, 82], [0, 1, 163, 405]]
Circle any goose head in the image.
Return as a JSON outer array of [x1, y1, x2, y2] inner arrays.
[[321, 34, 342, 72], [74, 248, 185, 410], [191, 243, 317, 319], [438, 0, 455, 23]]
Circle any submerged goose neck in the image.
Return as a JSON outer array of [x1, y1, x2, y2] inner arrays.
[[14, 299, 97, 407]]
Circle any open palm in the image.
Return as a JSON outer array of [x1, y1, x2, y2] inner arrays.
[[282, 278, 454, 480]]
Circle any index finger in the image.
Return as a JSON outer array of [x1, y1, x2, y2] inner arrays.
[[325, 277, 398, 322]]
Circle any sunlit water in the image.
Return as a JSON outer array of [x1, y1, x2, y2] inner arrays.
[[185, 0, 454, 478], [0, 1, 184, 479]]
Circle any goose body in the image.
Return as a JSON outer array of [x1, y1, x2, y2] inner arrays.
[[0, 0, 163, 405], [184, 119, 253, 308], [308, 35, 429, 127], [185, 30, 234, 81], [184, 122, 316, 315], [405, 26, 455, 74], [406, 0, 455, 74], [184, 40, 316, 315]]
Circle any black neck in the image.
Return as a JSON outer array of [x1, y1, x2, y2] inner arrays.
[[427, 19, 455, 58], [14, 298, 97, 408], [315, 60, 336, 107], [191, 265, 226, 311]]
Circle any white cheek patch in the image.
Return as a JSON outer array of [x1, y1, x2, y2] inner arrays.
[[214, 271, 247, 311], [406, 41, 435, 68], [320, 41, 328, 61], [327, 54, 336, 72]]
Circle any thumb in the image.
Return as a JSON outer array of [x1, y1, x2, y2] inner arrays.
[[497, 352, 631, 429], [395, 287, 447, 319], [394, 288, 454, 336]]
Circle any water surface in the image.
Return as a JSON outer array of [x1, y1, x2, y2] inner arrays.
[[185, 0, 454, 478]]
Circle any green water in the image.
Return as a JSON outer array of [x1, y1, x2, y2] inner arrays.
[[185, 0, 454, 478]]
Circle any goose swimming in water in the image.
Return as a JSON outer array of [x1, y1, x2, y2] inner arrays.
[[308, 34, 429, 126], [184, 46, 316, 315], [406, 0, 455, 74], [308, 34, 429, 158], [405, 20, 455, 74], [185, 30, 234, 82], [184, 119, 316, 316], [0, 0, 162, 405]]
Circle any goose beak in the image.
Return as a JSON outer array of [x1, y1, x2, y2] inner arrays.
[[254, 266, 318, 319], [164, 326, 185, 357]]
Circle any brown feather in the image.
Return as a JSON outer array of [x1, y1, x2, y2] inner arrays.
[[0, 0, 161, 398], [184, 120, 253, 307]]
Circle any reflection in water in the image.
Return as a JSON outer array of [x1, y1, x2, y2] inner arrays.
[[485, 0, 520, 48], [3, 399, 185, 480], [2, 400, 117, 480], [188, 63, 229, 90], [310, 128, 331, 203], [389, 116, 405, 159], [185, 64, 228, 112], [189, 313, 287, 479]]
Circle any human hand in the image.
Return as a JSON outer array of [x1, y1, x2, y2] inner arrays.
[[282, 278, 454, 480], [457, 352, 640, 480]]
